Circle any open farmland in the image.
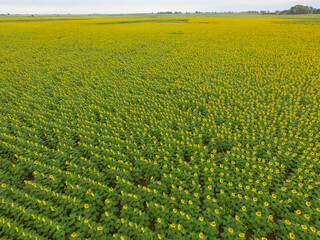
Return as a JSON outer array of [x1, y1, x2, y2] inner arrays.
[[0, 16, 320, 240]]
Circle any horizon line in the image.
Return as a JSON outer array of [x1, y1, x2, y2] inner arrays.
[[2, 10, 319, 16]]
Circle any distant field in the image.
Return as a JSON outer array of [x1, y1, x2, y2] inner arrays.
[[2, 13, 320, 19], [0, 17, 319, 240]]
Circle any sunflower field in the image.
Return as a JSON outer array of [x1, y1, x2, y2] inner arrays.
[[0, 16, 319, 240]]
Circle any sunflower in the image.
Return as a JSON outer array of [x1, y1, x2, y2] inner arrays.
[[285, 220, 291, 225], [177, 224, 181, 230]]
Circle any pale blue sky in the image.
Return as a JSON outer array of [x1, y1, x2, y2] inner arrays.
[[1, 0, 319, 14]]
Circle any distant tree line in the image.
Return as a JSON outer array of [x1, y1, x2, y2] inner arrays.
[[279, 5, 320, 14], [155, 5, 320, 15], [157, 11, 182, 14]]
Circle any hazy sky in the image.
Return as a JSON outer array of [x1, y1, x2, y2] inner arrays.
[[1, 0, 320, 14]]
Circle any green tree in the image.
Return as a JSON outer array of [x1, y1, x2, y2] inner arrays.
[[290, 5, 310, 14]]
